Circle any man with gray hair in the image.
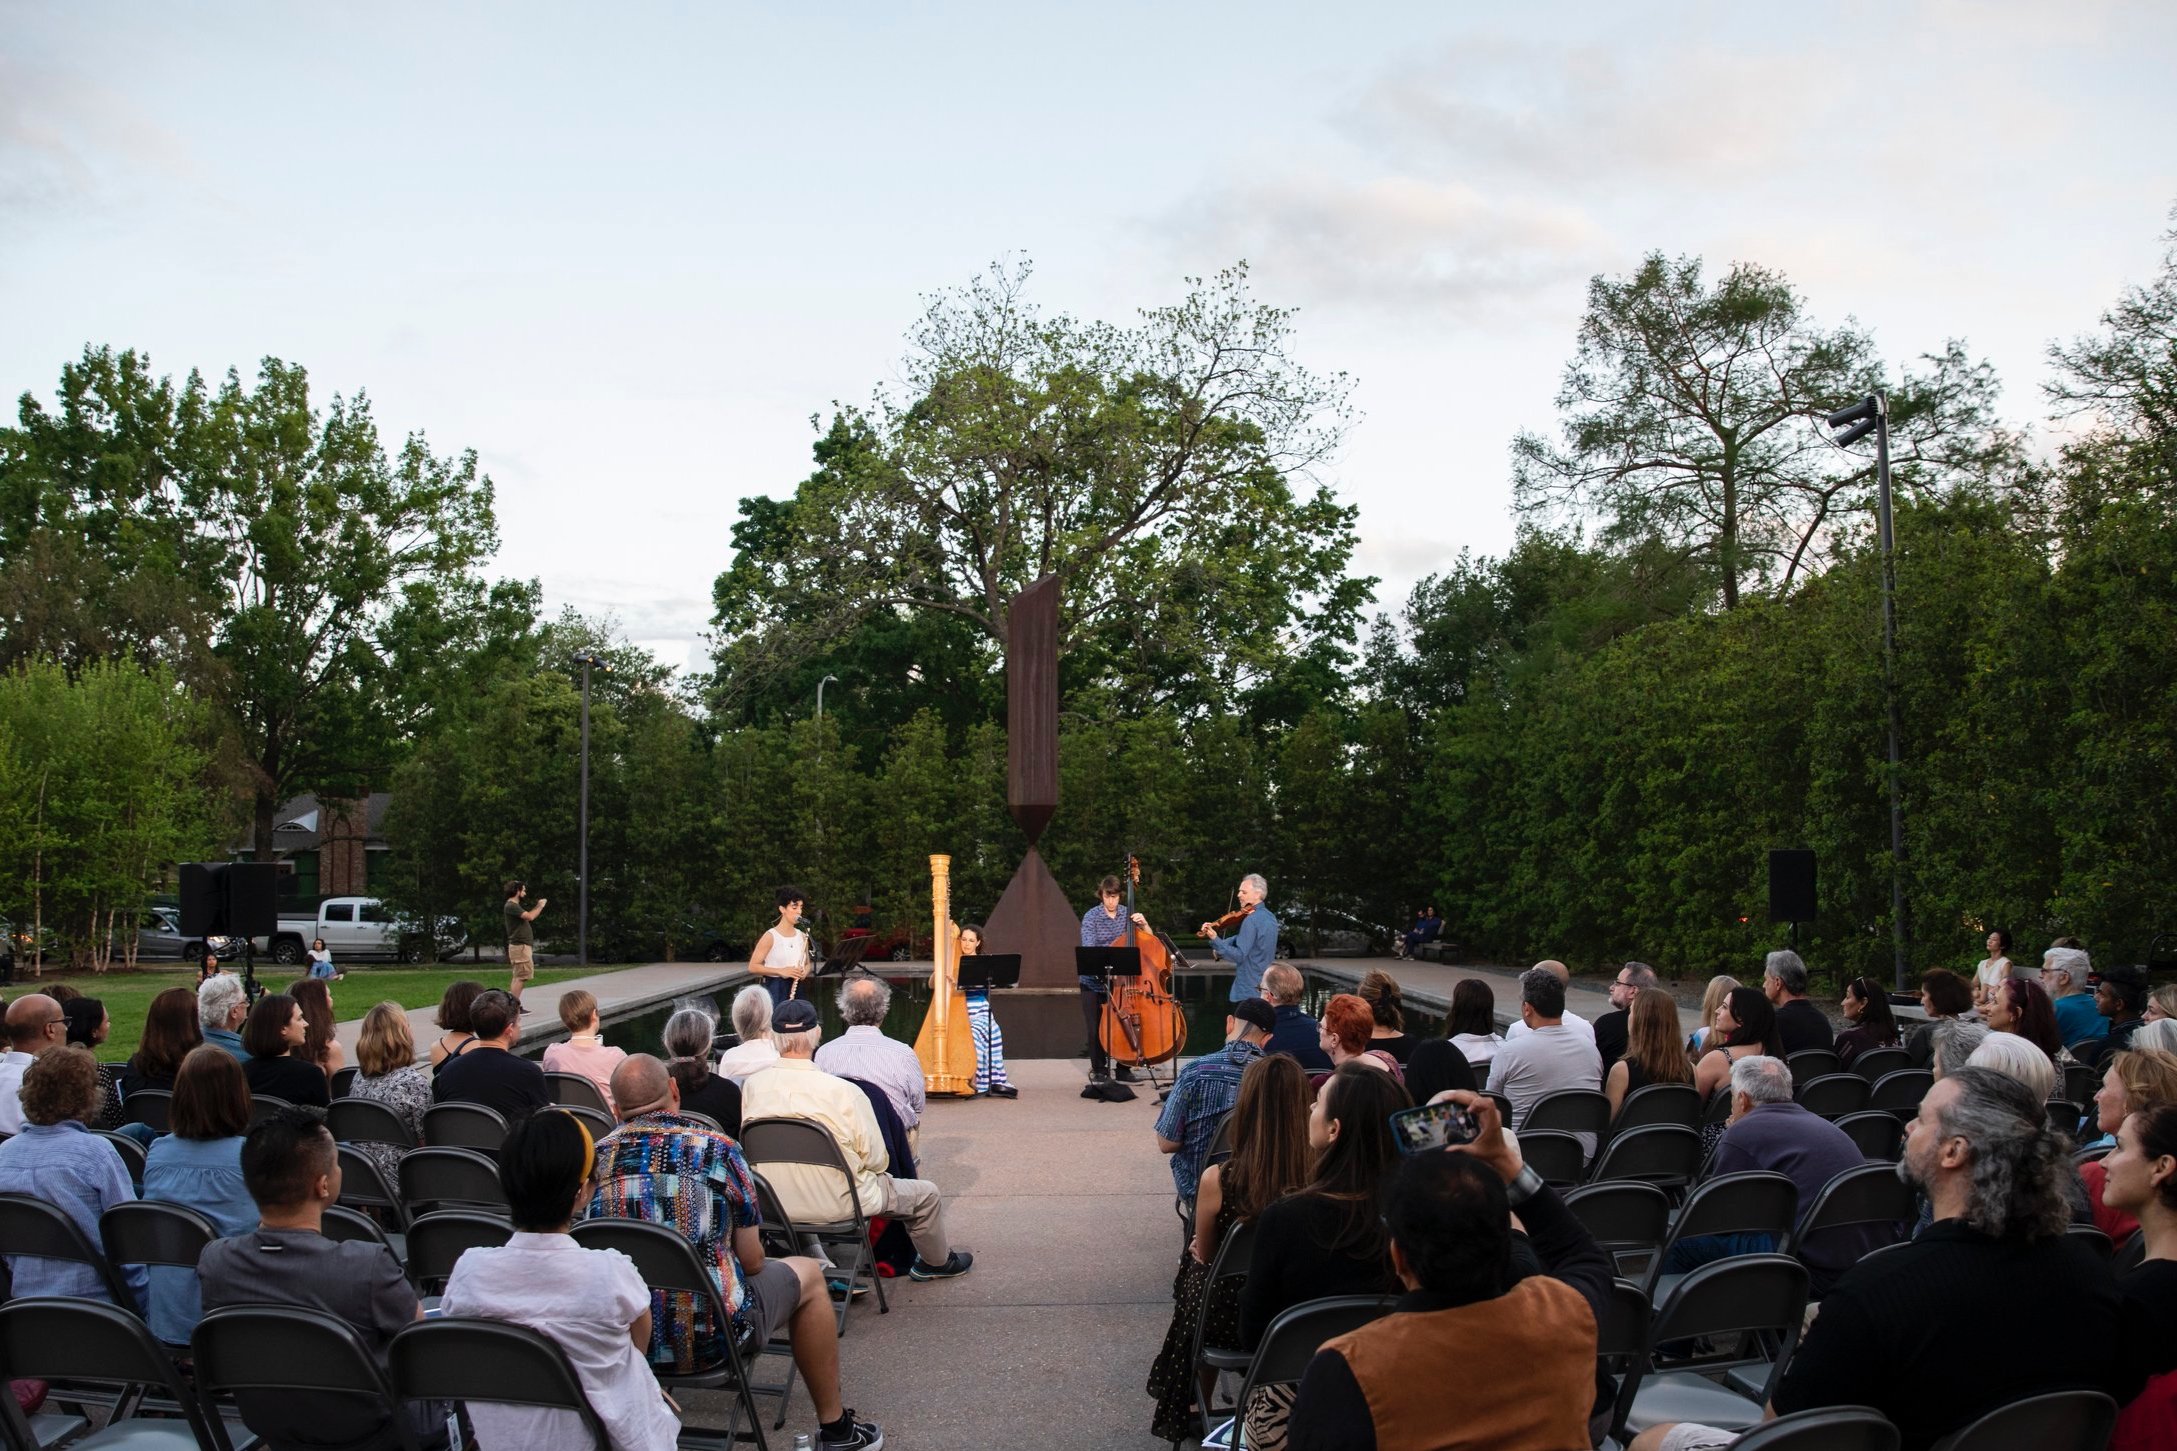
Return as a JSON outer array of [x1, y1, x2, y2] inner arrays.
[[1762, 949, 1834, 1055], [718, 983, 780, 1084], [1199, 872, 1278, 1004], [1634, 1066, 2140, 1451], [1593, 961, 1658, 1073], [2038, 945, 2107, 1050], [197, 974, 252, 1063], [814, 973, 925, 1134]]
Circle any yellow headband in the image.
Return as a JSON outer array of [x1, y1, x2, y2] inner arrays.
[[562, 1110, 596, 1181]]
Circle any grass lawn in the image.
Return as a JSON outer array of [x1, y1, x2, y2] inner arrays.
[[7, 964, 626, 1063]]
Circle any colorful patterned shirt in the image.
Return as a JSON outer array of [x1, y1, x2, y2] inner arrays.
[[1154, 1038, 1264, 1198], [582, 1111, 761, 1373]]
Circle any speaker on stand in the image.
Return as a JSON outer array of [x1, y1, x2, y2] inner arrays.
[[1768, 850, 1817, 949], [177, 862, 281, 1001]]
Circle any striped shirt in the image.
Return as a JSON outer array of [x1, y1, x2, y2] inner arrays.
[[1154, 1039, 1263, 1198]]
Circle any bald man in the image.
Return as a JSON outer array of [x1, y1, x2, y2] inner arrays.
[[587, 1055, 880, 1445], [1501, 961, 1598, 1049], [0, 994, 67, 1134]]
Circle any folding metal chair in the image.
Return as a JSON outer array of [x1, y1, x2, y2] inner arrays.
[[96, 1130, 149, 1188], [1868, 1069, 1934, 1121], [99, 1201, 219, 1309], [1929, 1389, 2117, 1451], [546, 1071, 610, 1114], [1189, 1217, 1258, 1438], [2043, 1099, 2085, 1140], [0, 1296, 256, 1450], [2066, 1223, 2115, 1259], [248, 1094, 296, 1127], [1231, 1295, 1398, 1442], [1785, 1050, 1842, 1088], [1608, 1254, 1810, 1441], [398, 1147, 508, 1217], [1780, 1163, 1911, 1263], [123, 1088, 174, 1133], [1524, 1089, 1612, 1145], [422, 1102, 509, 1151], [1519, 1130, 1588, 1188], [1644, 1171, 1798, 1299], [389, 1318, 610, 1449], [194, 1304, 420, 1451], [2063, 1062, 2102, 1107], [1735, 1406, 1899, 1450], [403, 1210, 515, 1296], [1847, 1047, 1910, 1084], [321, 1203, 400, 1259], [1794, 1073, 1871, 1120], [1587, 1124, 1701, 1189], [336, 1142, 411, 1230], [1563, 1181, 1671, 1279], [1834, 1111, 1905, 1162], [330, 1066, 360, 1099], [1611, 1084, 1702, 1136], [561, 1103, 614, 1140], [738, 1117, 891, 1319], [0, 1191, 138, 1306], [744, 1173, 810, 1420], [326, 1097, 416, 1152]]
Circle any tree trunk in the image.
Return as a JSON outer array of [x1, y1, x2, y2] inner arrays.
[[1719, 455, 1742, 611]]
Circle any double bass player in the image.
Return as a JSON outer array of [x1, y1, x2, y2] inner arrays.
[[1080, 875, 1149, 1084]]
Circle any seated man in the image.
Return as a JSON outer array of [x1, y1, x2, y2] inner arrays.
[[1764, 950, 1835, 1056], [441, 1111, 681, 1451], [740, 998, 972, 1282], [432, 988, 548, 1120], [1260, 962, 1333, 1073], [1487, 967, 1602, 1155], [198, 1106, 439, 1446], [2040, 945, 2107, 1050], [587, 1055, 882, 1451], [1634, 1067, 2143, 1451], [813, 974, 925, 1136], [1503, 960, 1597, 1044], [196, 974, 253, 1064], [1155, 997, 1273, 1199], [1288, 1092, 1612, 1451], [0, 993, 68, 1133]]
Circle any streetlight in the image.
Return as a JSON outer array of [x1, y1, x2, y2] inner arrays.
[[815, 674, 840, 724], [571, 650, 612, 966], [1826, 392, 1909, 990]]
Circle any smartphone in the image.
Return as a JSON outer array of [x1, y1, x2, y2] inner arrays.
[[1389, 1100, 1478, 1154]]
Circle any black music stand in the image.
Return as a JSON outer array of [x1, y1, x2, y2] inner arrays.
[[1075, 945, 1176, 1098], [956, 954, 1021, 991], [804, 932, 877, 988]]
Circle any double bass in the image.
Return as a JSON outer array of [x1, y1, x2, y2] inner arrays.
[[1098, 855, 1187, 1069], [914, 853, 977, 1097]]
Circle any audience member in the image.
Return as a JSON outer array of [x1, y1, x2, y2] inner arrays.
[[2041, 946, 2107, 1050], [1983, 976, 2062, 1062], [0, 1046, 144, 1308], [2139, 1020, 2177, 1056], [1504, 960, 1596, 1044], [1355, 970, 1417, 1064], [1687, 974, 1739, 1058], [2082, 1049, 2177, 1238], [1763, 950, 1834, 1055], [142, 1045, 255, 1344], [1928, 1017, 1989, 1080], [1238, 1064, 1408, 1445], [198, 974, 252, 1063], [1259, 962, 1332, 1073], [350, 1001, 433, 1194], [661, 1004, 742, 1133], [1971, 928, 2018, 1008], [199, 1106, 437, 1449], [717, 984, 780, 1083], [428, 979, 486, 1070], [2104, 1101, 2177, 1451], [1965, 1030, 2056, 1103], [1832, 975, 1901, 1066], [290, 976, 345, 1081], [1289, 1100, 1614, 1451], [0, 993, 66, 1133], [118, 985, 203, 1103], [1317, 993, 1403, 1082], [60, 996, 121, 1129], [740, 998, 973, 1282], [586, 1055, 881, 1450], [1445, 978, 1503, 1070], [1594, 961, 1658, 1073], [542, 988, 627, 1112], [814, 974, 925, 1134], [1605, 987, 1693, 1117], [1691, 986, 1782, 1102], [2095, 963, 2151, 1063], [432, 988, 547, 1120], [241, 993, 332, 1108], [1635, 1067, 2141, 1451], [1904, 968, 1975, 1069], [440, 1110, 682, 1451], [1401, 1038, 1477, 1108], [1489, 967, 1604, 1153], [1156, 998, 1273, 1199], [1398, 905, 1441, 958]]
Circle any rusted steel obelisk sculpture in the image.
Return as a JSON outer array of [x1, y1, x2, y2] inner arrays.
[[982, 575, 1081, 988]]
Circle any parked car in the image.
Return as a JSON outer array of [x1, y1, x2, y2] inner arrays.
[[1275, 906, 1391, 958], [247, 896, 467, 965], [134, 907, 243, 963]]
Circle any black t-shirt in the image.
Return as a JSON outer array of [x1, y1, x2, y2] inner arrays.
[[1369, 1032, 1417, 1065], [1593, 1009, 1630, 1072], [432, 1046, 549, 1121], [2125, 1259, 2177, 1381], [1239, 1191, 1399, 1348], [1776, 998, 1836, 1055], [678, 1071, 743, 1137], [1774, 1220, 2139, 1449], [244, 1053, 331, 1108]]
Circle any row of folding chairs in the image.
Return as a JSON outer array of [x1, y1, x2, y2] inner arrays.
[[122, 1069, 619, 1137]]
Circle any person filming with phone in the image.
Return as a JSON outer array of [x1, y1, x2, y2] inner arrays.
[[1286, 1091, 1616, 1451]]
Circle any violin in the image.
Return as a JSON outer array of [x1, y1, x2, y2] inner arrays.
[[1204, 903, 1255, 937]]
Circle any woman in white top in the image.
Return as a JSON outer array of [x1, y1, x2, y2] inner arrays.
[[1972, 929, 2017, 1009], [1444, 979, 1504, 1069], [716, 984, 782, 1084], [748, 886, 812, 1006]]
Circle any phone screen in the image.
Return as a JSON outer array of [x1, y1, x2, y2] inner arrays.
[[1389, 1100, 1478, 1155]]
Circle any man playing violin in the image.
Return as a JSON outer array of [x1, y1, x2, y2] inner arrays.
[[1200, 873, 1278, 1005], [1081, 875, 1150, 1083]]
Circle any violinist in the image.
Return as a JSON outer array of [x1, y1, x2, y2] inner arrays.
[[1199, 873, 1278, 1004], [1081, 875, 1149, 1084]]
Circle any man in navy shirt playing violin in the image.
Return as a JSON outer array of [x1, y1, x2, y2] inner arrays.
[[1200, 873, 1278, 1005]]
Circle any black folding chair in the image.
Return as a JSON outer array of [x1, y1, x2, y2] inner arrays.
[[2115, 1230, 2148, 1274], [249, 1094, 296, 1126], [1189, 1217, 1258, 1438], [403, 1210, 514, 1295], [1930, 1389, 2117, 1451], [1231, 1295, 1397, 1441], [2075, 1142, 2113, 1166], [1785, 1050, 1843, 1088], [1868, 1069, 1934, 1121], [1795, 1073, 1871, 1120], [738, 1117, 890, 1318], [389, 1318, 609, 1449], [327, 1097, 416, 1151], [1611, 1084, 1702, 1135], [330, 1066, 360, 1099], [422, 1102, 509, 1151], [193, 1304, 420, 1451], [1644, 1171, 1798, 1298], [1780, 1162, 1912, 1263], [1701, 1087, 1736, 1131], [1485, 1091, 1515, 1126], [1834, 1111, 1905, 1161], [1847, 1047, 1910, 1083], [1608, 1254, 1810, 1442], [2066, 1223, 2115, 1259], [744, 1174, 809, 1417], [123, 1088, 174, 1133], [0, 1191, 137, 1306], [1563, 1181, 1671, 1279], [569, 1217, 771, 1450], [561, 1104, 614, 1140], [2043, 1099, 2084, 1140], [1518, 1130, 1588, 1188], [2063, 1062, 2102, 1107], [398, 1147, 508, 1217], [100, 1201, 220, 1346], [545, 1072, 610, 1114], [1586, 1124, 1701, 1189], [0, 1296, 254, 1450], [337, 1142, 412, 1230], [681, 1110, 725, 1134], [1524, 1088, 1612, 1146], [1735, 1406, 1899, 1450], [321, 1203, 400, 1258], [96, 1130, 149, 1188]]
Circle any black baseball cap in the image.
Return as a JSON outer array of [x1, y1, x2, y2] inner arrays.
[[1231, 998, 1276, 1034], [2090, 963, 2149, 989], [772, 998, 819, 1032]]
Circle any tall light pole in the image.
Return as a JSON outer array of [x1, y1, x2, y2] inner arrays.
[[815, 674, 839, 725], [572, 651, 611, 967], [1827, 393, 1909, 990]]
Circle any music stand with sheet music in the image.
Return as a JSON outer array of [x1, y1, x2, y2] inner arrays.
[[802, 931, 877, 987], [956, 954, 1021, 991], [1075, 945, 1175, 1096]]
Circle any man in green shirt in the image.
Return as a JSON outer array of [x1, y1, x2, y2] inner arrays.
[[504, 880, 547, 1013]]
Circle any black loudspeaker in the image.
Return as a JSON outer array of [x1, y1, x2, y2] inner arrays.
[[223, 863, 280, 938], [179, 863, 224, 937], [1768, 850, 1817, 924]]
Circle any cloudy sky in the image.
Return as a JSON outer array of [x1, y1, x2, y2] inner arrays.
[[5, 1, 2173, 673]]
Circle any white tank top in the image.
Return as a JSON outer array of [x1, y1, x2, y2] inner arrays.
[[764, 927, 809, 970]]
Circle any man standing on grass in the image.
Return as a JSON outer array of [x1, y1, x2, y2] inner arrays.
[[504, 880, 546, 1015]]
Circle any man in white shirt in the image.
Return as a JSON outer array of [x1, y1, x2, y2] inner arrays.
[[1487, 967, 1603, 1154], [1502, 960, 1597, 1045], [741, 999, 972, 1282], [813, 975, 925, 1135], [0, 995, 66, 1134]]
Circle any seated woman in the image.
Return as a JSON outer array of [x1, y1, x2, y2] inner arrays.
[[242, 993, 333, 1108], [1985, 976, 2064, 1063], [2083, 1049, 2177, 1242], [1445, 978, 1503, 1071], [717, 984, 781, 1084], [349, 1002, 433, 1195], [1833, 975, 1902, 1066], [1315, 993, 1403, 1087], [0, 1047, 146, 1309], [1686, 975, 1739, 1059], [956, 924, 1015, 1098], [1606, 987, 1694, 1117], [1238, 1063, 1409, 1449], [2103, 1101, 2177, 1451], [62, 996, 124, 1129], [542, 988, 627, 1111], [1693, 988, 1783, 1155], [1905, 968, 1977, 1068], [662, 1004, 743, 1134], [290, 977, 346, 1082], [429, 979, 486, 1071], [1402, 1038, 1476, 1107], [142, 1046, 256, 1345], [1147, 1053, 1312, 1442], [1355, 971, 1417, 1064], [1966, 1030, 2056, 1103]]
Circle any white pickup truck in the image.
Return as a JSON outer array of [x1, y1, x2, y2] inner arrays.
[[255, 896, 463, 965]]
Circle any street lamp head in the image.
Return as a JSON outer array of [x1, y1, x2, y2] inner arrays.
[[1825, 393, 1884, 448], [571, 651, 612, 672]]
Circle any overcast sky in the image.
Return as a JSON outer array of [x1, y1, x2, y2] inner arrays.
[[5, 1, 2173, 673]]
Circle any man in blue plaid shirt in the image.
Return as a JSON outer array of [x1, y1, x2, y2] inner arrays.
[[1154, 998, 1275, 1198]]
